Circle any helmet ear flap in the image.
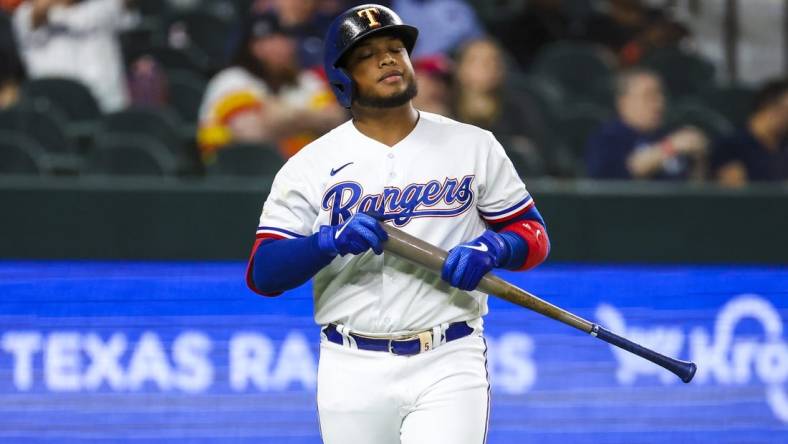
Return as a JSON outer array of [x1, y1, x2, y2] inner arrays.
[[329, 67, 354, 108]]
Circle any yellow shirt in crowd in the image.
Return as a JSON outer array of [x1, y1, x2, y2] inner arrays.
[[197, 66, 335, 161]]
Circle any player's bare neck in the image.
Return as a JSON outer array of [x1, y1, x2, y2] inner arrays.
[[352, 104, 419, 147]]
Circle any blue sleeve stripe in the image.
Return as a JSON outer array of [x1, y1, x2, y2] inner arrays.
[[479, 195, 533, 220], [256, 226, 307, 239], [488, 205, 547, 232]]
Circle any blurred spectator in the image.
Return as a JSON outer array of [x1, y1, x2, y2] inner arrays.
[[584, 0, 649, 53], [1, 9, 25, 109], [585, 68, 708, 180], [197, 13, 344, 162], [0, 45, 25, 109], [393, 0, 483, 58], [12, 0, 138, 112], [412, 55, 451, 116], [271, 0, 332, 69], [1, 0, 23, 12], [619, 9, 689, 66], [452, 38, 547, 174], [127, 55, 168, 108], [711, 78, 788, 186], [316, 0, 354, 16], [249, 0, 272, 13]]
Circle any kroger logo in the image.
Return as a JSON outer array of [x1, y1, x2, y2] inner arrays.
[[597, 294, 788, 422]]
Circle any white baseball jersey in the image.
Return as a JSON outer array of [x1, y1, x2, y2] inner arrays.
[[257, 111, 533, 335]]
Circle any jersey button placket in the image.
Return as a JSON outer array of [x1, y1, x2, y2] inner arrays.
[[381, 151, 397, 331], [386, 152, 396, 180]]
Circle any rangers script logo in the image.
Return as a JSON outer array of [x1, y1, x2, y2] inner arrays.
[[322, 176, 475, 226]]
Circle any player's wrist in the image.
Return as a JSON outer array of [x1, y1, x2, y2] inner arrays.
[[497, 231, 526, 269], [479, 229, 510, 268], [316, 225, 340, 257]]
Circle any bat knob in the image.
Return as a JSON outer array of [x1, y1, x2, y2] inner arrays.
[[681, 361, 697, 383]]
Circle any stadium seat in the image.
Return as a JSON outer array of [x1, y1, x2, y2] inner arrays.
[[0, 104, 83, 173], [145, 45, 208, 75], [135, 0, 170, 18], [506, 74, 565, 126], [82, 136, 178, 176], [696, 85, 754, 127], [641, 48, 715, 98], [165, 12, 233, 72], [206, 143, 286, 177], [0, 131, 47, 175], [0, 105, 74, 155], [22, 77, 101, 124], [498, 135, 547, 178], [544, 139, 581, 178], [531, 42, 616, 101], [99, 107, 198, 173], [200, 0, 242, 23], [586, 75, 616, 109], [166, 69, 208, 123], [554, 102, 613, 173], [664, 99, 735, 141], [230, 0, 255, 13]]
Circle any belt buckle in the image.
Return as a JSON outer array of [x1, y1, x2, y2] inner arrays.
[[387, 331, 433, 355], [417, 331, 432, 353]]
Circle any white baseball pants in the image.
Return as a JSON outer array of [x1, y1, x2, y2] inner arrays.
[[317, 333, 490, 444]]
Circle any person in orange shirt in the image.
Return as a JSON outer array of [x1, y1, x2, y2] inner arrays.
[[198, 13, 345, 162], [0, 0, 24, 13]]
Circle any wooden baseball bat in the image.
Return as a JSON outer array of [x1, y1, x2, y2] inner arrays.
[[381, 224, 697, 383]]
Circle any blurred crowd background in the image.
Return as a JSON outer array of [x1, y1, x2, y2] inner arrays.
[[0, 0, 786, 187]]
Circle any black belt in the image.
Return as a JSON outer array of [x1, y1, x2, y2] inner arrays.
[[323, 321, 474, 356]]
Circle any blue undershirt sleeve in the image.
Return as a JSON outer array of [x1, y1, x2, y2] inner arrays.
[[252, 234, 335, 294]]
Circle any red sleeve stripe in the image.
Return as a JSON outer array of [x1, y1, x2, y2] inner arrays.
[[480, 195, 534, 222], [256, 226, 306, 239], [245, 234, 286, 297], [501, 220, 550, 271], [255, 232, 286, 240]]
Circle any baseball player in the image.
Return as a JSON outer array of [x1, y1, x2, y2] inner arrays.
[[246, 4, 550, 443]]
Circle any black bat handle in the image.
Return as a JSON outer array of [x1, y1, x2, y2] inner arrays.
[[592, 325, 697, 383]]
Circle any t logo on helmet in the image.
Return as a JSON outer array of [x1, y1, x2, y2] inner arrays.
[[357, 7, 381, 28]]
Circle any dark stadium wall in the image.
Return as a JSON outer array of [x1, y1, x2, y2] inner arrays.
[[0, 177, 785, 263]]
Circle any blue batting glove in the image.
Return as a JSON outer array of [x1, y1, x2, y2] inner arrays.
[[441, 230, 510, 291], [317, 213, 389, 257]]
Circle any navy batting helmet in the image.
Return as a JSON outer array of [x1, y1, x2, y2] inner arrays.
[[323, 4, 418, 108]]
